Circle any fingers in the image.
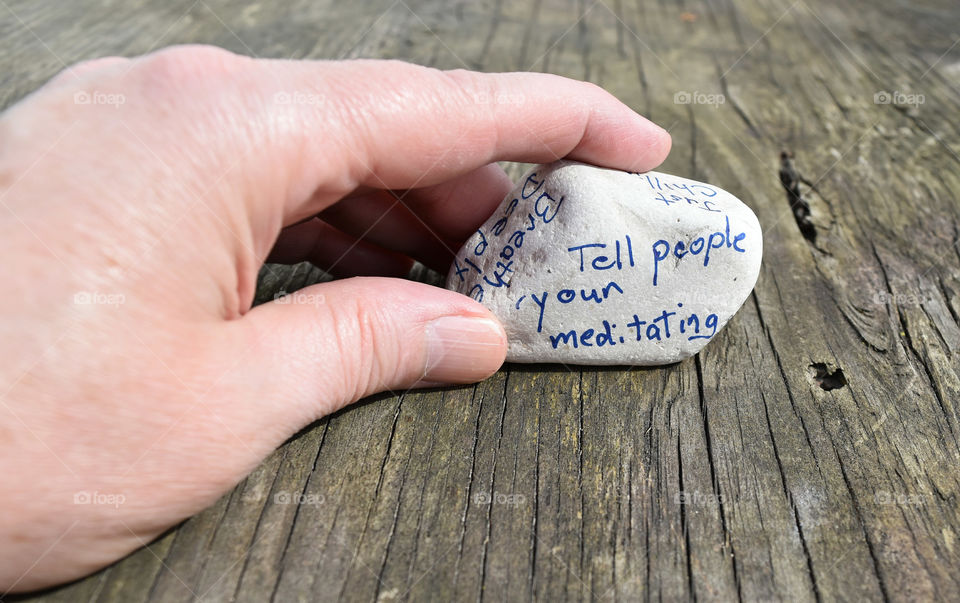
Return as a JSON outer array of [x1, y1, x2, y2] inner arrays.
[[18, 48, 671, 271], [231, 278, 507, 422], [268, 218, 413, 278], [259, 59, 671, 223], [44, 47, 670, 271], [113, 49, 668, 226], [328, 63, 672, 185]]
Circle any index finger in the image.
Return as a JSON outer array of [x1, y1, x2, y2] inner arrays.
[[116, 48, 669, 232], [252, 58, 671, 223]]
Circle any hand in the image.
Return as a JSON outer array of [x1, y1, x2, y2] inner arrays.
[[0, 45, 670, 592]]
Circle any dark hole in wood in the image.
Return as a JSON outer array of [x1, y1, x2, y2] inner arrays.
[[810, 362, 847, 391], [779, 150, 816, 244]]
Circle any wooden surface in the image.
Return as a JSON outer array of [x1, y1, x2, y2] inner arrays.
[[4, 0, 960, 601]]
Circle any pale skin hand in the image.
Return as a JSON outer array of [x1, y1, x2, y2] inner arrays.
[[0, 45, 670, 592]]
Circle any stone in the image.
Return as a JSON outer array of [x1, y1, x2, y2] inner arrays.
[[444, 160, 763, 365]]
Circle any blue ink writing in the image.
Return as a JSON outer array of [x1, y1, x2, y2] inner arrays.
[[651, 216, 747, 286]]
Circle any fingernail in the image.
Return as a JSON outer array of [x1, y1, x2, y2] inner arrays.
[[423, 316, 507, 384]]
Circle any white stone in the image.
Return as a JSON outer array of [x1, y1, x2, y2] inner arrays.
[[445, 160, 763, 365]]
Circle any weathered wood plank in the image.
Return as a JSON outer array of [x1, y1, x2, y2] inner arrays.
[[4, 0, 960, 601]]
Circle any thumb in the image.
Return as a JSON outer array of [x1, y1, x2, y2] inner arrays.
[[231, 277, 507, 423]]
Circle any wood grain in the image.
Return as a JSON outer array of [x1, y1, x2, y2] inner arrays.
[[3, 0, 959, 600]]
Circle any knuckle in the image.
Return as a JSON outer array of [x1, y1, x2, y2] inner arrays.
[[576, 79, 610, 107], [330, 294, 402, 402], [119, 45, 255, 143], [440, 68, 499, 147], [441, 68, 485, 104], [580, 79, 605, 94], [133, 44, 248, 85]]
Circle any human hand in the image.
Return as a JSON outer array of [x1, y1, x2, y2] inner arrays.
[[0, 45, 670, 591]]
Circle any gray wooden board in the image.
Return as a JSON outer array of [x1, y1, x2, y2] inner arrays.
[[3, 0, 960, 600]]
